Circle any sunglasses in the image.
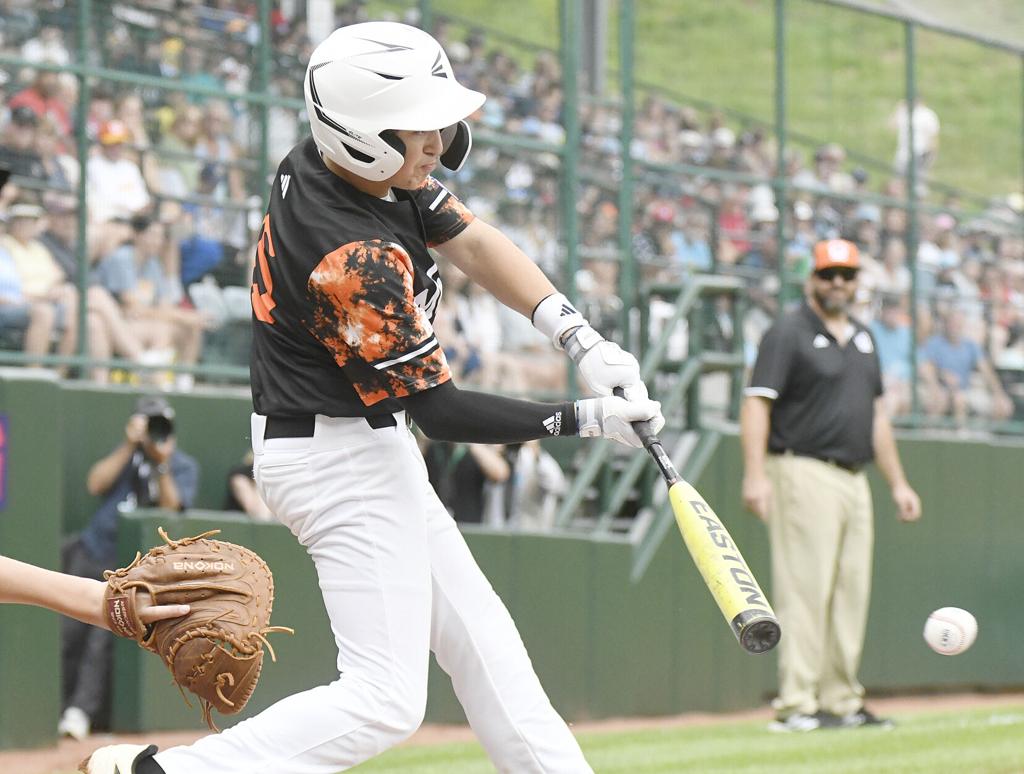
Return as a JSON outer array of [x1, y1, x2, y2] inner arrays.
[[815, 267, 859, 282]]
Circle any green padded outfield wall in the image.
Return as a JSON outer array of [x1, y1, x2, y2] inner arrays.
[[111, 440, 1024, 730], [0, 373, 1022, 745], [110, 509, 779, 731], [0, 372, 63, 748]]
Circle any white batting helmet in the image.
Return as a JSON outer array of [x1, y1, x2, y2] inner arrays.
[[304, 22, 486, 181]]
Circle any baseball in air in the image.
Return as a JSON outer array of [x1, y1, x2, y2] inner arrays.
[[923, 607, 978, 655]]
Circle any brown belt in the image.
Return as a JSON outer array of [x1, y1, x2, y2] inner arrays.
[[772, 449, 863, 474]]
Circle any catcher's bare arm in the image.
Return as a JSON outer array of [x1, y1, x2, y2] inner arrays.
[[0, 555, 189, 630]]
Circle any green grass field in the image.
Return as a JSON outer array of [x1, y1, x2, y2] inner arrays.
[[351, 704, 1024, 773]]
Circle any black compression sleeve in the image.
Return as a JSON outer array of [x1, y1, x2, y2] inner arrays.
[[398, 380, 578, 444]]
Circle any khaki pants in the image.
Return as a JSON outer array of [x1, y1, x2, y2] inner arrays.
[[767, 454, 874, 718]]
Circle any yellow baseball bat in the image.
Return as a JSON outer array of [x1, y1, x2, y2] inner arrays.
[[617, 389, 781, 653]]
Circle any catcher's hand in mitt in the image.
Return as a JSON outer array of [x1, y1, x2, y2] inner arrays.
[[103, 527, 293, 728]]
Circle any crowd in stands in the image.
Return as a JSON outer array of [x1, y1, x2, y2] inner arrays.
[[0, 0, 1021, 428]]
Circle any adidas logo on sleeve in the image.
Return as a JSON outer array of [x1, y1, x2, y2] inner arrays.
[[543, 411, 563, 435]]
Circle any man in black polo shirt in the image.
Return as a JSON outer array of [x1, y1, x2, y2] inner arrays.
[[740, 238, 921, 732]]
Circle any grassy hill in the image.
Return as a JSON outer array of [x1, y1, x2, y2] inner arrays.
[[374, 0, 1022, 201], [853, 0, 1023, 50]]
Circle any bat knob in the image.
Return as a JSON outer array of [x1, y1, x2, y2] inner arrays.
[[740, 617, 782, 654]]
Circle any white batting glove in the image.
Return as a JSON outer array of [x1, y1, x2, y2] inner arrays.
[[576, 396, 665, 449], [530, 293, 648, 400]]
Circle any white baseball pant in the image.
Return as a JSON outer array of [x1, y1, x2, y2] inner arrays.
[[155, 412, 592, 774]]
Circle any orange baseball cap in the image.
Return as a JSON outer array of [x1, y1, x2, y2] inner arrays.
[[98, 119, 130, 145], [812, 239, 860, 272]]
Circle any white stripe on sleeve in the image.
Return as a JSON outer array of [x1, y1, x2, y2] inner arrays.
[[428, 188, 448, 211], [372, 336, 439, 371]]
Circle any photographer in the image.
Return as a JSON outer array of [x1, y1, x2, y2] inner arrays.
[[59, 395, 198, 741]]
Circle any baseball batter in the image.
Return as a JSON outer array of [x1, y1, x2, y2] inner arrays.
[[83, 21, 663, 774]]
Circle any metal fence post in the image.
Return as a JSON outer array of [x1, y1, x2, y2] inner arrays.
[[419, 0, 433, 35], [905, 21, 921, 421], [617, 0, 636, 344], [258, 0, 272, 209], [560, 0, 581, 301], [560, 0, 582, 393], [74, 0, 94, 365], [773, 0, 789, 316]]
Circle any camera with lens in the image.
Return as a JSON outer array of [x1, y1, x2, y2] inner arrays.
[[146, 414, 175, 443], [136, 395, 176, 444]]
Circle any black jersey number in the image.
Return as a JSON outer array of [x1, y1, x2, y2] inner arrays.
[[251, 214, 277, 324]]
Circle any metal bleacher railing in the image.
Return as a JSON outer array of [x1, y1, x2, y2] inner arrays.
[[553, 275, 747, 553]]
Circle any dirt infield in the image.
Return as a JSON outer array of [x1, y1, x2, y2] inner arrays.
[[3, 692, 1023, 774]]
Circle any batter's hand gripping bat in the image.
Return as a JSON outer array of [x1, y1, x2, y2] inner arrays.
[[617, 388, 781, 653]]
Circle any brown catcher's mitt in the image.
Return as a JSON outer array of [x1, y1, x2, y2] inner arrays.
[[104, 527, 293, 728]]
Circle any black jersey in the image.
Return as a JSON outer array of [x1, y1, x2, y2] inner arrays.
[[747, 302, 883, 468], [250, 137, 474, 417]]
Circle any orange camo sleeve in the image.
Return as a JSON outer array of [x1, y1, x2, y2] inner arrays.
[[415, 177, 475, 248], [306, 239, 451, 405]]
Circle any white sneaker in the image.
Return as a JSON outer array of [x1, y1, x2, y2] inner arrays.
[[78, 743, 158, 773], [767, 712, 821, 732], [58, 706, 90, 741]]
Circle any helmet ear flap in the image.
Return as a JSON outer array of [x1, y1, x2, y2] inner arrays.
[[380, 130, 406, 158], [440, 120, 472, 173]]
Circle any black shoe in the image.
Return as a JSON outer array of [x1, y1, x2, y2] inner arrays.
[[813, 709, 844, 729], [842, 706, 894, 729]]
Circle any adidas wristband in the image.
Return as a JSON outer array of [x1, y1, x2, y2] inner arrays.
[[531, 292, 588, 350]]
